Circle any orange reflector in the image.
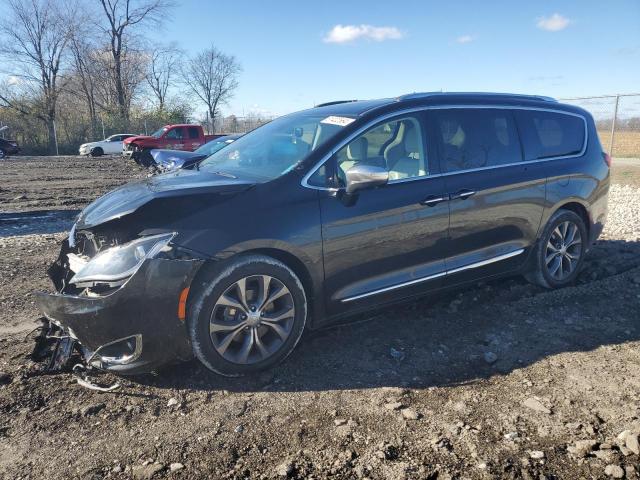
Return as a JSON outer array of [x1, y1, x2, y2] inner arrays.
[[178, 287, 190, 321]]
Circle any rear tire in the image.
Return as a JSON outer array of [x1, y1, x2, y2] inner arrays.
[[0, 149, 5, 159], [90, 147, 103, 157], [526, 209, 587, 289], [187, 255, 307, 376]]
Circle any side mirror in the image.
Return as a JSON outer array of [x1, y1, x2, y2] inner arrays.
[[345, 164, 389, 194]]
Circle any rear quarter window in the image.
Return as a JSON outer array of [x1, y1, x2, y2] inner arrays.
[[514, 110, 585, 160]]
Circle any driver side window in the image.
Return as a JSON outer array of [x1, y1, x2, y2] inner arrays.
[[166, 128, 184, 140], [335, 116, 427, 186]]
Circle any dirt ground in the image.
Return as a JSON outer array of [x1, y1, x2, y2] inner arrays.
[[1, 156, 639, 480]]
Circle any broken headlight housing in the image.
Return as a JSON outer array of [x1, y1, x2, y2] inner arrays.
[[69, 233, 174, 286]]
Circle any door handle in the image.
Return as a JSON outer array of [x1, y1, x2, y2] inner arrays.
[[449, 189, 476, 200], [420, 195, 448, 207]]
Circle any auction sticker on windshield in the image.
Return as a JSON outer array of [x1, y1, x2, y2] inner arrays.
[[320, 116, 355, 127]]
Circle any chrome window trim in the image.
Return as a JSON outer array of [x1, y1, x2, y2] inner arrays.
[[301, 104, 588, 191], [341, 248, 525, 303]]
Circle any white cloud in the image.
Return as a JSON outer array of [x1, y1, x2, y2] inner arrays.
[[536, 13, 571, 31], [323, 24, 404, 44], [456, 35, 475, 44], [7, 75, 20, 86]]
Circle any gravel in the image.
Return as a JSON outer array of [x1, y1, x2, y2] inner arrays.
[[601, 184, 640, 240]]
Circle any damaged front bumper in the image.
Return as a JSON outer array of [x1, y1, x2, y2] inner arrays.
[[35, 244, 203, 374]]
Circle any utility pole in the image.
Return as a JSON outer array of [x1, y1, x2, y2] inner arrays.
[[609, 94, 620, 156]]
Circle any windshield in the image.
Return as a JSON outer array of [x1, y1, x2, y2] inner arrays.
[[199, 112, 354, 180], [151, 127, 167, 138], [196, 138, 235, 156]]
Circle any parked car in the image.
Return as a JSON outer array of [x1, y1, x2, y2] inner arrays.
[[122, 124, 221, 166], [151, 135, 242, 171], [79, 134, 137, 157], [0, 126, 20, 159], [0, 137, 20, 159], [36, 92, 609, 377]]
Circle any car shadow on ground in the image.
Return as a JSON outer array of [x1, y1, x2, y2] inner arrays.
[[129, 238, 640, 394]]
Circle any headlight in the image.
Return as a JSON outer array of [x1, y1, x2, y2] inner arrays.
[[69, 233, 174, 285]]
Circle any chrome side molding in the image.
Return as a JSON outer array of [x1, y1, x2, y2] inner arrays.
[[341, 248, 525, 303]]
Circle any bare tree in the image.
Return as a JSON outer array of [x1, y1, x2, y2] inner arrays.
[[0, 0, 76, 154], [69, 31, 101, 139], [145, 43, 182, 111], [183, 45, 241, 133], [97, 0, 171, 121]]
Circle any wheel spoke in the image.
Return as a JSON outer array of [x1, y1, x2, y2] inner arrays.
[[565, 251, 580, 260], [261, 285, 289, 310], [210, 321, 246, 333], [215, 325, 246, 355], [564, 255, 575, 273], [552, 226, 562, 242], [261, 320, 289, 341], [254, 330, 270, 358], [255, 275, 272, 309], [263, 307, 295, 323], [560, 221, 569, 239], [566, 238, 582, 248], [557, 254, 564, 278], [545, 252, 558, 265], [235, 277, 250, 311], [217, 294, 246, 313], [236, 328, 255, 363], [549, 256, 562, 278]]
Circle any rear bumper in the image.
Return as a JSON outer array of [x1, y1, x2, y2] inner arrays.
[[36, 256, 203, 374]]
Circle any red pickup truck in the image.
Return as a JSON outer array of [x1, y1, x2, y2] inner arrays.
[[122, 124, 221, 166]]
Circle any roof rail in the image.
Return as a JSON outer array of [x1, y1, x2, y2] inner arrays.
[[397, 92, 558, 102], [314, 100, 358, 108]]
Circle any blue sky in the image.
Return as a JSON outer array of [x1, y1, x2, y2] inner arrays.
[[152, 0, 640, 117]]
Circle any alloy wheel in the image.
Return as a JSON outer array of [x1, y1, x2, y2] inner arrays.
[[209, 275, 295, 364], [545, 220, 582, 281]]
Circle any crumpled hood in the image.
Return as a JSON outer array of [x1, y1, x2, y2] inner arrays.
[[75, 170, 255, 229], [151, 149, 204, 170], [123, 135, 153, 145]]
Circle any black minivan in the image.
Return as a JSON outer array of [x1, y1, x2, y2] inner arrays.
[[37, 92, 610, 376]]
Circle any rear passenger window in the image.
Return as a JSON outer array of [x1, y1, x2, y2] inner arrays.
[[514, 110, 585, 160], [432, 109, 522, 172]]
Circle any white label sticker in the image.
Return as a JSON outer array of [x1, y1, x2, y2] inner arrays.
[[320, 115, 355, 127]]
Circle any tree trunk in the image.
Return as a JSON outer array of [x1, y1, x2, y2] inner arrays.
[[46, 117, 57, 155]]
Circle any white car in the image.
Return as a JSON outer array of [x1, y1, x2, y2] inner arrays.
[[79, 134, 136, 157]]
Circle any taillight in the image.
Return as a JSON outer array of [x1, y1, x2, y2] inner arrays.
[[603, 152, 612, 168]]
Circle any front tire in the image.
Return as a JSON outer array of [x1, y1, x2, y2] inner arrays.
[[188, 255, 307, 376], [90, 147, 103, 157], [526, 209, 587, 289], [0, 149, 5, 159]]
